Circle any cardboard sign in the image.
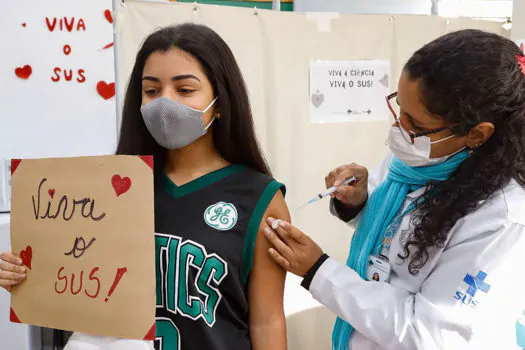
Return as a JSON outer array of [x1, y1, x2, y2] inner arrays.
[[9, 155, 156, 340]]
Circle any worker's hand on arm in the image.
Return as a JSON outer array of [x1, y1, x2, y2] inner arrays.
[[0, 251, 26, 292], [265, 218, 324, 277], [325, 163, 368, 208]]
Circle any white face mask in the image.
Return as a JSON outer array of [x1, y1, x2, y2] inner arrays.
[[387, 126, 463, 167]]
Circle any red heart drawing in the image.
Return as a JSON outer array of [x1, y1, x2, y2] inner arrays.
[[111, 175, 131, 197], [104, 9, 113, 24], [48, 189, 55, 198], [19, 246, 32, 270], [22, 23, 26, 27], [15, 65, 32, 79], [97, 81, 115, 100]]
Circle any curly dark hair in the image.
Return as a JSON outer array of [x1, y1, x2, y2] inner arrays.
[[399, 29, 525, 275]]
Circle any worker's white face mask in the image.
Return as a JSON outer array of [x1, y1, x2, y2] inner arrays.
[[387, 126, 463, 167], [141, 96, 217, 149]]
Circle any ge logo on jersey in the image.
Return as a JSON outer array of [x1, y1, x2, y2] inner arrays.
[[204, 202, 238, 231]]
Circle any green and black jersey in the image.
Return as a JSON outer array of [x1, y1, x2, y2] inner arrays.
[[153, 164, 285, 350]]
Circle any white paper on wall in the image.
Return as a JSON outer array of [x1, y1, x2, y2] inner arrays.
[[309, 60, 390, 123], [0, 0, 117, 159]]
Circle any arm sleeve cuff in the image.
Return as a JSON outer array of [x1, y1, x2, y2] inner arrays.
[[330, 198, 366, 223], [308, 257, 357, 299], [300, 253, 330, 290]]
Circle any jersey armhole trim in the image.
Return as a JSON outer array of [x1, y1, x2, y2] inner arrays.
[[242, 180, 286, 285]]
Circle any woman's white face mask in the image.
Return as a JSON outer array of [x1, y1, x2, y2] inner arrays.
[[387, 127, 464, 167]]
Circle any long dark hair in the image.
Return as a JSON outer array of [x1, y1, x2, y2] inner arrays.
[[400, 29, 525, 275], [116, 23, 271, 176]]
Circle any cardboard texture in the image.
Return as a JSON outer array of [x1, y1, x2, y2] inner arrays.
[[9, 155, 156, 340]]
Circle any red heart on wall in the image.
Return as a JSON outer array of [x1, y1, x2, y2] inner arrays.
[[97, 81, 115, 100], [15, 65, 32, 79], [104, 9, 113, 24]]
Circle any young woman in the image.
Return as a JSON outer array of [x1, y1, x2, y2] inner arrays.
[[263, 30, 525, 349], [0, 23, 289, 350]]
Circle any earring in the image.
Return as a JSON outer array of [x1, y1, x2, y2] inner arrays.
[[215, 113, 221, 119], [469, 143, 482, 155]]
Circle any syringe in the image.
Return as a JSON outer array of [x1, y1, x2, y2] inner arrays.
[[299, 176, 357, 208]]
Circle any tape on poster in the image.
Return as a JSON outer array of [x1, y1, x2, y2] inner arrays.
[[305, 12, 340, 33]]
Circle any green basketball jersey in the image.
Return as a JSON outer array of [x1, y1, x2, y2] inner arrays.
[[154, 165, 285, 350]]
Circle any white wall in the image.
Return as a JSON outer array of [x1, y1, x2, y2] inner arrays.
[[294, 0, 432, 14], [294, 0, 514, 21], [512, 0, 525, 41], [438, 0, 512, 18]]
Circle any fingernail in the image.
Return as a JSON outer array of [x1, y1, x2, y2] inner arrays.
[[19, 267, 26, 273], [17, 258, 22, 265], [17, 274, 25, 279], [334, 181, 341, 186], [264, 228, 272, 237], [267, 217, 274, 224]]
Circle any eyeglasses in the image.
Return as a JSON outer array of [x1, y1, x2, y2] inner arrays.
[[386, 92, 457, 145]]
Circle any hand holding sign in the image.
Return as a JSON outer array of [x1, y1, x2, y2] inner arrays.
[[0, 252, 26, 292], [9, 155, 156, 340]]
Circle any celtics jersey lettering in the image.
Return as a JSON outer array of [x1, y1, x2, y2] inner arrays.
[[154, 165, 285, 350]]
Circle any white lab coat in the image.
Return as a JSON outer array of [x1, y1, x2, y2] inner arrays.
[[312, 152, 525, 350]]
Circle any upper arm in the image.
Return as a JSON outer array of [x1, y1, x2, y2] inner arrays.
[[248, 189, 289, 326]]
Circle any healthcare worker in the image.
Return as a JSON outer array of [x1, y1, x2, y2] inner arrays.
[[264, 29, 525, 349]]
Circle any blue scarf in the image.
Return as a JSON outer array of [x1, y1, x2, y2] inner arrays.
[[332, 151, 469, 350]]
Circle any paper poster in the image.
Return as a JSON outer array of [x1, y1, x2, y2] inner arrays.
[[309, 60, 390, 123], [0, 0, 117, 159], [9, 156, 156, 340]]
